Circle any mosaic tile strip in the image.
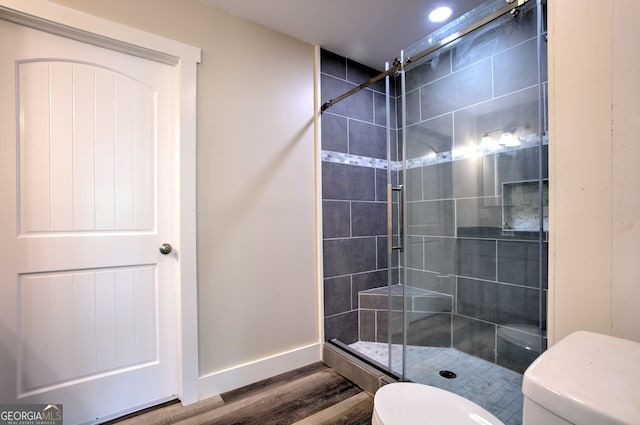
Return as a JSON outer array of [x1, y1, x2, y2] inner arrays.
[[321, 150, 390, 170], [321, 134, 546, 172], [405, 134, 545, 169]]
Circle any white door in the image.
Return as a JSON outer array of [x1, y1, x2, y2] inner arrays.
[[0, 17, 178, 424]]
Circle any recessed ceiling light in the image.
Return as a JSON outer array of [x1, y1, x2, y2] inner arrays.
[[428, 6, 453, 23]]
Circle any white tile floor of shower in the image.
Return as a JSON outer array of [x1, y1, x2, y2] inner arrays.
[[350, 341, 524, 425]]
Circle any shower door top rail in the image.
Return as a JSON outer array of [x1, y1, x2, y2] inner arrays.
[[320, 0, 531, 113]]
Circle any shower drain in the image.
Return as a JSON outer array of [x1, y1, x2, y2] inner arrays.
[[439, 370, 457, 379]]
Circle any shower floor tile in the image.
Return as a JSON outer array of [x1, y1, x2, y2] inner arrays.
[[350, 341, 524, 425]]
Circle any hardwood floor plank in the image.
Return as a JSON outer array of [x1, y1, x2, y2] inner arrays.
[[173, 369, 359, 425], [105, 363, 374, 425], [214, 374, 362, 425], [291, 391, 373, 425], [109, 396, 225, 425], [221, 362, 328, 404], [328, 395, 374, 425]]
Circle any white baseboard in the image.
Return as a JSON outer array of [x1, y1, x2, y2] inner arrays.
[[197, 343, 322, 400]]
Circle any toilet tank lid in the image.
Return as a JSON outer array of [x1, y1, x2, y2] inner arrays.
[[523, 331, 640, 425]]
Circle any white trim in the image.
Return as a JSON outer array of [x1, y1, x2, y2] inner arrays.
[[198, 343, 322, 398], [0, 0, 201, 406], [0, 0, 200, 63], [313, 45, 325, 343], [176, 52, 200, 406], [0, 6, 179, 65]]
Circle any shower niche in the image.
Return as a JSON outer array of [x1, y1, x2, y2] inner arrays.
[[502, 180, 549, 232]]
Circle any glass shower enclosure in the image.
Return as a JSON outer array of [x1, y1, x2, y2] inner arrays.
[[321, 0, 546, 424]]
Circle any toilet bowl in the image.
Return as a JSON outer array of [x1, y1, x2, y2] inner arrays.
[[372, 382, 504, 425], [522, 331, 640, 424]]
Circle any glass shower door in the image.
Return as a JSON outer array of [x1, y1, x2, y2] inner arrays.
[[399, 0, 547, 423]]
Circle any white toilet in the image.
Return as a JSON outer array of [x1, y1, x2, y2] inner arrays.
[[372, 382, 504, 425], [522, 330, 640, 424], [373, 331, 640, 425]]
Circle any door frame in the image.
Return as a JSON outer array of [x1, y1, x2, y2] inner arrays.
[[0, 0, 201, 405]]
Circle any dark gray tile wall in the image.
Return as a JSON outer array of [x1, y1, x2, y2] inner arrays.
[[406, 200, 455, 237], [405, 114, 453, 157], [321, 74, 373, 122], [323, 238, 378, 278], [352, 270, 389, 308], [406, 313, 451, 347], [453, 315, 496, 363], [324, 276, 352, 316], [321, 4, 548, 374], [349, 121, 387, 159], [403, 4, 548, 373], [450, 6, 537, 71], [419, 58, 493, 120], [324, 311, 359, 343], [457, 239, 497, 281], [358, 284, 453, 346], [321, 49, 396, 344], [321, 115, 348, 153], [322, 162, 375, 201], [457, 278, 540, 326]]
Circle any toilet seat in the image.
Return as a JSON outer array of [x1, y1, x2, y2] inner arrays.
[[372, 382, 504, 425]]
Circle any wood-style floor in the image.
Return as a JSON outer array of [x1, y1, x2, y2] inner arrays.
[[107, 363, 374, 425]]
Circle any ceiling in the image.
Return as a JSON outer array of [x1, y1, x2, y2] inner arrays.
[[198, 0, 488, 70]]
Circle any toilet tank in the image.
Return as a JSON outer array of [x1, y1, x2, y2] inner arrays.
[[522, 331, 640, 425]]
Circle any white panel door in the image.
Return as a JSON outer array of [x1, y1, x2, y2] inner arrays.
[[0, 17, 178, 424]]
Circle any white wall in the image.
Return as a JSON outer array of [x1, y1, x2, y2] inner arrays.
[[611, 0, 640, 342], [548, 0, 640, 344], [49, 0, 320, 396]]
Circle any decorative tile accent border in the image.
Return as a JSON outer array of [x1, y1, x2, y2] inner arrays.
[[321, 134, 547, 171], [321, 150, 391, 170]]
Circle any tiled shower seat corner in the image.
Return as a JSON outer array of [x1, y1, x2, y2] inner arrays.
[[359, 284, 453, 346]]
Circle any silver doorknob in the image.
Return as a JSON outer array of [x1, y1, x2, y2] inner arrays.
[[159, 243, 173, 255]]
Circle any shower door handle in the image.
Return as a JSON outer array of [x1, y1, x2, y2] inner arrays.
[[389, 184, 404, 252]]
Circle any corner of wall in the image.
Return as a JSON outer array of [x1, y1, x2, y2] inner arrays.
[[546, 0, 557, 346], [611, 0, 640, 343], [547, 0, 614, 345]]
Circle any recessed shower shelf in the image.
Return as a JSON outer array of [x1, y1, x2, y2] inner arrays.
[[502, 179, 549, 232]]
